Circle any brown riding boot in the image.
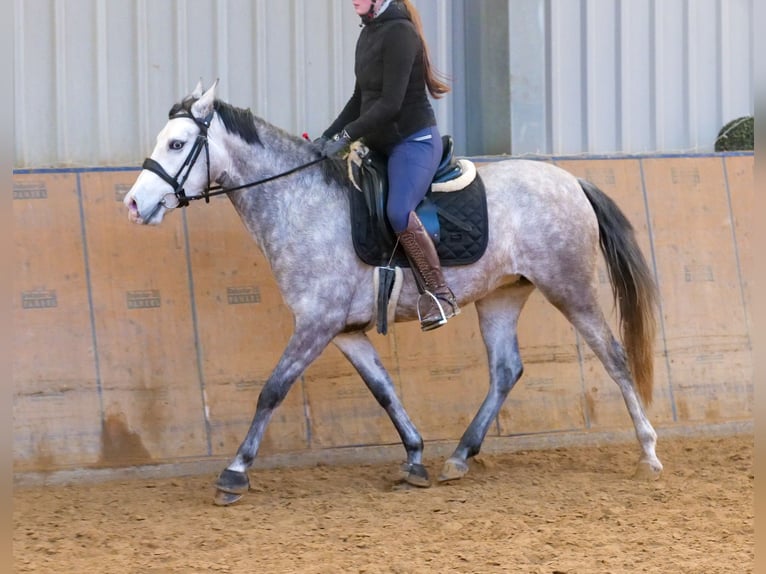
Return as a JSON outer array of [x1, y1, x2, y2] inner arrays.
[[396, 211, 460, 331]]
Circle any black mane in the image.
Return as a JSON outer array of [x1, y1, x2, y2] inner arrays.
[[167, 99, 261, 146], [213, 100, 262, 145]]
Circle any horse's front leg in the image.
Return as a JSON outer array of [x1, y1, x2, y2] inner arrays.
[[214, 321, 339, 505], [333, 332, 429, 487]]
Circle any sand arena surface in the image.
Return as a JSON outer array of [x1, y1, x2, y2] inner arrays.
[[14, 433, 752, 573]]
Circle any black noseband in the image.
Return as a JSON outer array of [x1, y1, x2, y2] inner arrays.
[[140, 109, 214, 208]]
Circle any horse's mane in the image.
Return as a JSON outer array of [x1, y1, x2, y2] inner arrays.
[[214, 100, 262, 145], [167, 98, 350, 188], [168, 98, 261, 145]]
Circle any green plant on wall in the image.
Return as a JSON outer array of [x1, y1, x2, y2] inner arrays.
[[714, 116, 754, 151]]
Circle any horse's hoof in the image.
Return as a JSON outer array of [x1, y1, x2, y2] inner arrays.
[[213, 469, 250, 506], [215, 468, 250, 494], [633, 459, 663, 481], [213, 489, 245, 506], [399, 462, 431, 488], [438, 458, 469, 483]]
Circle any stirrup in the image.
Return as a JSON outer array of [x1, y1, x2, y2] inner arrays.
[[417, 291, 450, 331]]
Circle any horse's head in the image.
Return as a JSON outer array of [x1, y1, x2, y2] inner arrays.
[[124, 80, 224, 224]]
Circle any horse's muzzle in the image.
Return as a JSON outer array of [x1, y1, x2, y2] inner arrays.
[[126, 197, 147, 225]]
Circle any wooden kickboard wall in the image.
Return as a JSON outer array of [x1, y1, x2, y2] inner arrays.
[[12, 155, 753, 473]]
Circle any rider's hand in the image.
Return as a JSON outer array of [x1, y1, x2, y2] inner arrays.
[[321, 131, 352, 158]]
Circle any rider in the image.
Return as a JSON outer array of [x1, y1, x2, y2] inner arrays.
[[317, 0, 459, 332]]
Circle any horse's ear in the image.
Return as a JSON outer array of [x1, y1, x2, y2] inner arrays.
[[191, 79, 219, 121], [190, 78, 204, 99]]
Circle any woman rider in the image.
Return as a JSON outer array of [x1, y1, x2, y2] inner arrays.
[[318, 0, 459, 331]]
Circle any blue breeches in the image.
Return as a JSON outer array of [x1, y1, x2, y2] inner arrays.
[[385, 125, 443, 233]]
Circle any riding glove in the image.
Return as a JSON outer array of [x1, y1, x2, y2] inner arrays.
[[321, 130, 352, 158]]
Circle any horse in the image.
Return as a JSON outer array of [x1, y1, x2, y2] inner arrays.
[[124, 80, 663, 505]]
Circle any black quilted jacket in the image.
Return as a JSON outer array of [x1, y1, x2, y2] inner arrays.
[[322, 1, 436, 153]]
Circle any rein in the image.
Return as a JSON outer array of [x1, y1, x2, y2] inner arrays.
[[141, 108, 327, 210], [197, 155, 328, 203]]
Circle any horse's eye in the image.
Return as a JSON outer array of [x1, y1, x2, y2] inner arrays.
[[169, 140, 185, 151]]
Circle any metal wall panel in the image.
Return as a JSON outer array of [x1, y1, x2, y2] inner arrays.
[[407, 0, 454, 135], [508, 0, 754, 155], [13, 0, 754, 167]]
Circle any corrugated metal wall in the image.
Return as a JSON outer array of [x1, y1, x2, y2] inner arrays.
[[13, 0, 753, 167], [509, 0, 755, 155]]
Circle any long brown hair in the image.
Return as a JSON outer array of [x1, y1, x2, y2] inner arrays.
[[400, 0, 450, 99]]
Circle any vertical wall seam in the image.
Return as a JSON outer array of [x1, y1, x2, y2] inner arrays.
[[450, 0, 467, 151], [53, 0, 68, 163], [717, 0, 727, 129], [684, 0, 697, 149], [435, 1, 450, 131], [14, 0, 27, 165], [582, 0, 594, 153], [580, 0, 587, 151], [574, 331, 591, 430], [747, 0, 754, 110], [649, 0, 660, 150], [545, 0, 557, 154], [331, 0, 346, 113], [175, 0, 189, 96], [253, 0, 268, 117], [615, 0, 625, 151], [181, 209, 213, 457], [135, 0, 150, 151], [96, 0, 110, 164], [638, 159, 677, 421], [215, 0, 229, 96], [292, 0, 306, 135], [541, 0, 552, 155], [75, 173, 105, 425], [721, 157, 751, 342], [300, 375, 313, 449]]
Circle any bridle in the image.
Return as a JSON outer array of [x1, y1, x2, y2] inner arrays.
[[141, 108, 214, 209], [140, 107, 327, 215]]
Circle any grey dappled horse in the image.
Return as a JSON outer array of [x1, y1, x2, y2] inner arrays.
[[125, 81, 663, 505]]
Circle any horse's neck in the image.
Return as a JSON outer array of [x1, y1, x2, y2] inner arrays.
[[219, 132, 345, 263], [223, 122, 310, 184]]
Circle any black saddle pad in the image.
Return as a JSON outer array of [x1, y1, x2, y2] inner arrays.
[[349, 173, 489, 268]]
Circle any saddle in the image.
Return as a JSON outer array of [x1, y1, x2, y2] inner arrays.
[[348, 135, 489, 268]]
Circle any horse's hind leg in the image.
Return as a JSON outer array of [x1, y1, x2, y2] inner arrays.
[[333, 332, 430, 487], [548, 291, 663, 480], [568, 306, 662, 479], [439, 284, 533, 483]]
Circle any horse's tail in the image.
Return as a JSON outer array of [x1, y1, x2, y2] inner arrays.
[[578, 178, 658, 406]]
